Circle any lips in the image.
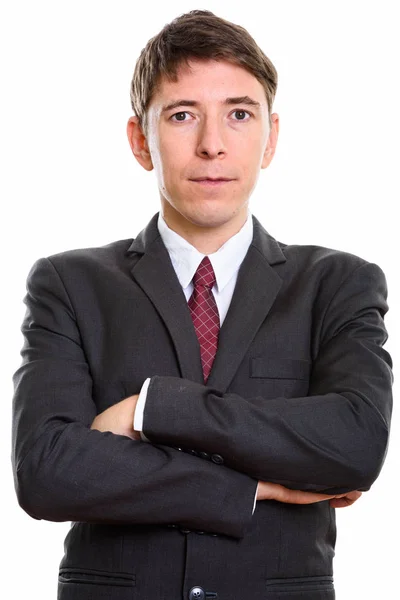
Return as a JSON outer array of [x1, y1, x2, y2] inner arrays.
[[189, 177, 235, 188], [190, 177, 234, 182]]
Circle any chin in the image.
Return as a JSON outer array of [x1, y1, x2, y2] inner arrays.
[[163, 193, 246, 228], [185, 207, 240, 228]]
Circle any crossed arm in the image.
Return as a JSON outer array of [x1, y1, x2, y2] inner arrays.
[[90, 393, 362, 509], [89, 260, 393, 510], [12, 256, 392, 540]]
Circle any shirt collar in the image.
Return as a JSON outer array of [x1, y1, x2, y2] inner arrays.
[[157, 209, 253, 292]]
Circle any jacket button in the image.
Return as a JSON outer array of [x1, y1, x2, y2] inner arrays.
[[180, 528, 191, 534], [189, 449, 199, 456], [211, 454, 224, 465], [189, 586, 205, 600], [199, 452, 210, 460]]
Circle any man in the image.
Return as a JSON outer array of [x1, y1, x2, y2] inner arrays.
[[12, 9, 392, 600]]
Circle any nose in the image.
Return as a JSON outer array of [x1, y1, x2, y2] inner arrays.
[[196, 118, 227, 159]]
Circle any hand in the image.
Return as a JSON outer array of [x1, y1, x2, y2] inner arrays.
[[90, 394, 141, 440], [256, 481, 362, 508]]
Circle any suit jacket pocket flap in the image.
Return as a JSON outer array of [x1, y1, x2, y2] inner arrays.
[[251, 357, 311, 380], [59, 568, 135, 587]]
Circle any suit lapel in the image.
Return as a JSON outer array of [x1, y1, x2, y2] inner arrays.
[[207, 218, 286, 391], [126, 212, 286, 392], [126, 214, 204, 384]]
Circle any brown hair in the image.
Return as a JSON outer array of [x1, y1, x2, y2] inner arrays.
[[130, 10, 278, 136]]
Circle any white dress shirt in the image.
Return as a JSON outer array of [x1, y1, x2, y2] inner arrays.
[[134, 209, 258, 513]]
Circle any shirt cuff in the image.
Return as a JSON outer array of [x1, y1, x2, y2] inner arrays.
[[252, 483, 258, 514], [134, 377, 151, 442]]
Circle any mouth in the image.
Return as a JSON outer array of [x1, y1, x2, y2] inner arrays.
[[189, 177, 235, 186]]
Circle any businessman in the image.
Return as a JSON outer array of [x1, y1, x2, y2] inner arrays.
[[12, 10, 393, 600]]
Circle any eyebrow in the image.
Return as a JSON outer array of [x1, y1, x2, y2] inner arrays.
[[161, 96, 261, 113]]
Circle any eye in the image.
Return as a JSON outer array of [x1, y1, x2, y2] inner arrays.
[[232, 110, 251, 121], [170, 111, 191, 122]]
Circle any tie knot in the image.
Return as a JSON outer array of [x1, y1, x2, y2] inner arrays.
[[193, 256, 216, 289]]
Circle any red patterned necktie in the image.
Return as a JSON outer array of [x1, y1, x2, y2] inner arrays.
[[188, 256, 220, 383]]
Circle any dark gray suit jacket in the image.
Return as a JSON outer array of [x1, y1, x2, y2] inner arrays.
[[12, 212, 393, 600]]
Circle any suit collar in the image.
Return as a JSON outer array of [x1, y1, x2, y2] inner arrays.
[[126, 212, 286, 391], [155, 210, 254, 293], [127, 211, 286, 266]]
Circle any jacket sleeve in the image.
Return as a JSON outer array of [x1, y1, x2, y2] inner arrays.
[[142, 261, 393, 494], [11, 257, 257, 539]]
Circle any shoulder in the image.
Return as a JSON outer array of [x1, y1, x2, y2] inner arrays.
[[280, 239, 367, 270], [278, 239, 386, 283], [32, 238, 133, 274], [25, 238, 136, 291], [269, 239, 388, 304], [252, 216, 378, 279], [47, 238, 133, 267]]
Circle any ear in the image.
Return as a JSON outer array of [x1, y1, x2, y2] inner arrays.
[[261, 113, 279, 169], [127, 116, 154, 171]]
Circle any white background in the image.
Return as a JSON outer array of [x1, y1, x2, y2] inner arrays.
[[1, 1, 398, 598]]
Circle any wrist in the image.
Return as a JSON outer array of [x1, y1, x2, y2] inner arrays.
[[122, 394, 139, 433], [256, 482, 275, 502]]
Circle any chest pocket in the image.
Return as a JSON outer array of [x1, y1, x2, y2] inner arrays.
[[249, 357, 311, 399], [250, 357, 311, 380]]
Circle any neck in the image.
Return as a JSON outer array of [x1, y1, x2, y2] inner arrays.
[[160, 203, 249, 254]]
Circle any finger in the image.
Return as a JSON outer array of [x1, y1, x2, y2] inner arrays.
[[329, 494, 362, 508], [330, 498, 350, 508], [275, 486, 333, 504], [346, 491, 362, 501]]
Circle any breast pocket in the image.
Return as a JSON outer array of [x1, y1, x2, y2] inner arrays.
[[249, 357, 311, 398], [250, 357, 311, 380]]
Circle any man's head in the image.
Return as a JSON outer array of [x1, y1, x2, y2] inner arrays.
[[130, 10, 278, 136], [127, 10, 279, 246]]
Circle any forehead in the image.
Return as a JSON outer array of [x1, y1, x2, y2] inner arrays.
[[150, 58, 267, 107]]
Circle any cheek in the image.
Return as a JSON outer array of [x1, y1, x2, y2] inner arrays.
[[158, 143, 190, 184], [232, 128, 264, 161], [235, 144, 263, 177], [149, 128, 181, 183], [148, 138, 163, 180], [244, 140, 267, 176]]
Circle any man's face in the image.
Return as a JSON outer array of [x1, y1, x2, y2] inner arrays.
[[129, 59, 279, 233]]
